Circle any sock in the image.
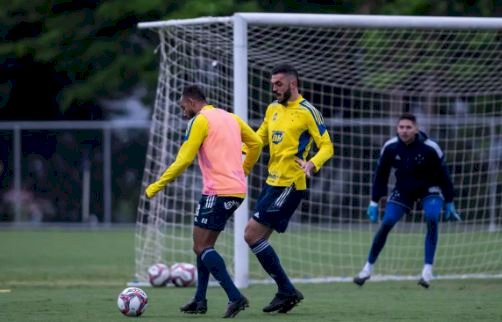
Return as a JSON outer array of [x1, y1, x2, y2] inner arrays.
[[422, 264, 433, 281], [359, 262, 373, 277], [250, 239, 295, 294], [194, 254, 210, 301], [201, 247, 241, 302]]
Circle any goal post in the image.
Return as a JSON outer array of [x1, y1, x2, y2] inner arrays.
[[233, 14, 250, 288], [135, 13, 502, 286]]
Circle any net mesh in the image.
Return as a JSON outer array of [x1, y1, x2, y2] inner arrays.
[[135, 17, 502, 284]]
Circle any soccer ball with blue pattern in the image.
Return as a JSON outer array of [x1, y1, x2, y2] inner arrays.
[[117, 287, 148, 317], [148, 263, 171, 287], [170, 262, 197, 287]]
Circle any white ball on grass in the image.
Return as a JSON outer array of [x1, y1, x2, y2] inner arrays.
[[170, 262, 197, 287], [117, 287, 148, 317], [147, 263, 171, 287]]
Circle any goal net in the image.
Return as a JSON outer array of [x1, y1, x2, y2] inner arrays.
[[134, 13, 502, 286]]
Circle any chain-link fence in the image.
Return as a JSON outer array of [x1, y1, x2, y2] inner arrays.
[[0, 121, 150, 224]]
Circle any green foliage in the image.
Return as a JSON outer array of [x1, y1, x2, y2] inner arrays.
[[378, 0, 434, 15], [358, 26, 499, 95], [375, 0, 499, 16], [165, 0, 259, 19], [0, 0, 499, 116], [0, 0, 260, 114]]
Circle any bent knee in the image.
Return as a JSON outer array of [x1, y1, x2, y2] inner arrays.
[[244, 226, 255, 245], [193, 243, 214, 256], [192, 244, 204, 256], [424, 211, 440, 223], [244, 219, 270, 246]]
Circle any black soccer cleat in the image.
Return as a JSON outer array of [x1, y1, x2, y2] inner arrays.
[[223, 296, 249, 318], [180, 298, 208, 314], [418, 278, 430, 289], [263, 289, 304, 314], [353, 275, 370, 286]]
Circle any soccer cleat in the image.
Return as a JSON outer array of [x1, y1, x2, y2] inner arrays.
[[418, 264, 432, 289], [353, 272, 371, 286], [223, 296, 249, 318], [180, 298, 208, 314], [418, 278, 430, 289], [353, 263, 373, 286], [278, 289, 304, 314], [263, 289, 304, 313]]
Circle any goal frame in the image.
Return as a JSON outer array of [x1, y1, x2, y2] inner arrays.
[[138, 13, 502, 288]]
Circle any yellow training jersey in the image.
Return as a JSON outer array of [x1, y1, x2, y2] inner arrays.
[[256, 95, 333, 190]]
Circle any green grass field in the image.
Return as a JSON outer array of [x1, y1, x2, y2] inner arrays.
[[1, 228, 501, 321]]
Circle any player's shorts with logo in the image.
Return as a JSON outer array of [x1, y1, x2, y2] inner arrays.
[[252, 183, 306, 233], [194, 195, 243, 231], [388, 186, 444, 211]]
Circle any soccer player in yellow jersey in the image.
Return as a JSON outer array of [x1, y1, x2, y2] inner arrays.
[[145, 85, 262, 318], [244, 64, 334, 313]]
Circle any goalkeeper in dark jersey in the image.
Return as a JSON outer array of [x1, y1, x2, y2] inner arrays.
[[354, 113, 460, 289], [244, 64, 334, 313]]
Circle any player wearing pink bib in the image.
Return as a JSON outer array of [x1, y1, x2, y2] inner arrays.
[[146, 85, 262, 318]]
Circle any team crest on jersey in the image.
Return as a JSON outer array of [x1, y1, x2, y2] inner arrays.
[[271, 130, 284, 144], [415, 154, 424, 164]]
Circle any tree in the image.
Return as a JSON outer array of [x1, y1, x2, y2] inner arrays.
[[0, 0, 498, 120], [0, 0, 258, 120]]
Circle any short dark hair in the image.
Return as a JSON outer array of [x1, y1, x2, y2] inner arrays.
[[398, 113, 417, 124], [182, 85, 206, 102], [271, 64, 300, 85]]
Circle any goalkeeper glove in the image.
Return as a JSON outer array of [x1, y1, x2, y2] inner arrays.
[[444, 202, 461, 221], [367, 201, 379, 223], [145, 182, 164, 199]]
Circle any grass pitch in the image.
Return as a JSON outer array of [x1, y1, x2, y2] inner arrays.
[[1, 228, 501, 321]]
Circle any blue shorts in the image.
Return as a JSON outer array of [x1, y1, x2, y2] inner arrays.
[[194, 195, 243, 231], [388, 187, 444, 211], [252, 183, 306, 233]]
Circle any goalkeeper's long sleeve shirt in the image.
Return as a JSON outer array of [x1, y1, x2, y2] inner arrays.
[[371, 131, 455, 203]]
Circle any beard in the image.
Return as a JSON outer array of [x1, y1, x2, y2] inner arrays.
[[398, 133, 416, 145], [182, 110, 195, 119], [276, 87, 292, 106]]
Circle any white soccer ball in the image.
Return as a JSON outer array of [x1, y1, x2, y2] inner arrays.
[[147, 263, 171, 287], [170, 262, 197, 287], [117, 287, 148, 317]]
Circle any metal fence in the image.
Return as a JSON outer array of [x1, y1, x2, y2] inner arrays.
[[0, 120, 150, 224]]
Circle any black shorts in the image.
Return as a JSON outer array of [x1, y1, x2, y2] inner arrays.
[[388, 186, 444, 210], [252, 183, 306, 233], [194, 195, 243, 231]]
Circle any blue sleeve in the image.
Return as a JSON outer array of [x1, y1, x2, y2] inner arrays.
[[371, 146, 392, 202]]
